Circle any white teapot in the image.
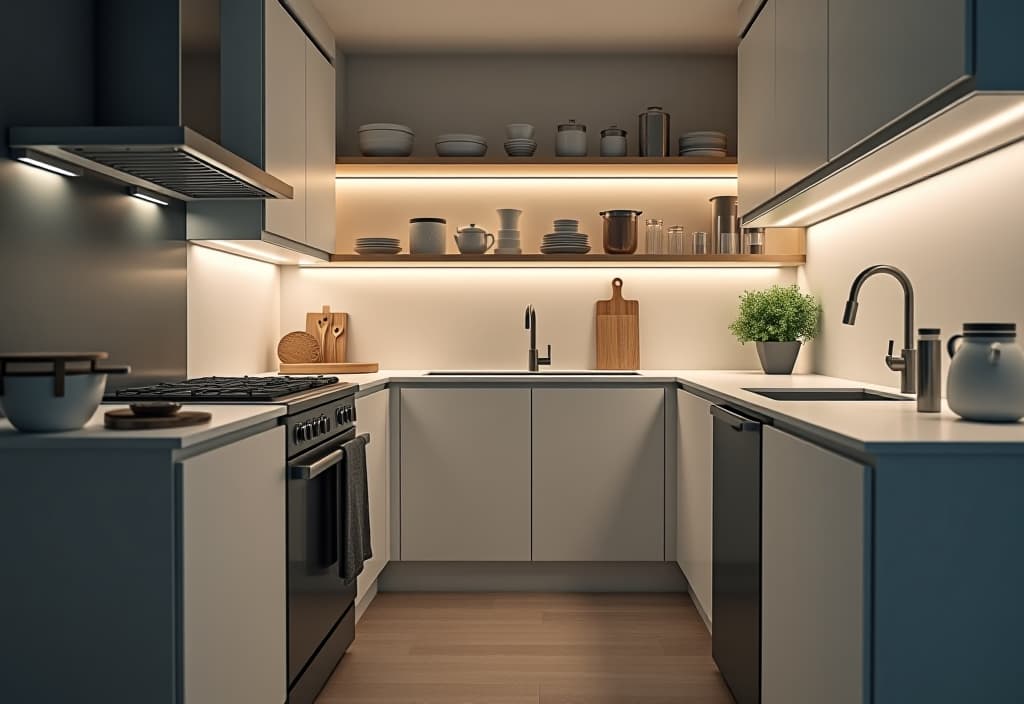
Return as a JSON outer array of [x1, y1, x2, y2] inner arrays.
[[947, 323, 1024, 422], [454, 224, 495, 255]]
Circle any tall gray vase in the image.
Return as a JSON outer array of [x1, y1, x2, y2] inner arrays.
[[756, 341, 802, 374]]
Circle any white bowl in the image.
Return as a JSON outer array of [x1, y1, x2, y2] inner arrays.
[[505, 123, 535, 139], [437, 133, 486, 144], [359, 128, 414, 156], [436, 140, 488, 157], [0, 373, 108, 432]]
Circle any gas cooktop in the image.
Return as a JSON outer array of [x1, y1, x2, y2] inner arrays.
[[107, 375, 343, 403]]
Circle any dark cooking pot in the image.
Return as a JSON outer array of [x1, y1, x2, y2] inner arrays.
[[599, 209, 643, 254]]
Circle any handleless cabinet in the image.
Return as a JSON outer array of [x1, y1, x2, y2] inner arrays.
[[399, 388, 531, 561], [827, 0, 969, 160], [676, 389, 713, 622], [531, 387, 665, 562], [738, 0, 776, 217], [305, 40, 337, 254], [355, 389, 389, 602], [761, 426, 867, 704]]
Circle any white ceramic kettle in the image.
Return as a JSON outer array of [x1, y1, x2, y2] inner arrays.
[[946, 322, 1024, 422], [454, 224, 495, 254]]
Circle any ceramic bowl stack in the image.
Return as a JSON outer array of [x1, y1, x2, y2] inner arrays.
[[679, 130, 727, 157], [358, 124, 414, 156], [436, 134, 487, 157], [495, 208, 523, 255], [504, 123, 537, 157], [354, 237, 402, 255], [541, 219, 590, 255]]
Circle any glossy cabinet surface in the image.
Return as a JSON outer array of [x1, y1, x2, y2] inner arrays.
[[828, 0, 969, 160], [675, 389, 713, 621], [761, 426, 866, 704], [355, 390, 389, 601], [305, 40, 337, 254], [400, 388, 531, 561], [737, 0, 775, 217], [531, 387, 665, 561]]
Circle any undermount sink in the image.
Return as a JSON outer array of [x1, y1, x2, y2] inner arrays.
[[744, 387, 912, 401], [425, 370, 642, 376]]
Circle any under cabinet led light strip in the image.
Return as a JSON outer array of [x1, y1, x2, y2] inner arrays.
[[11, 148, 83, 177], [127, 186, 171, 206]]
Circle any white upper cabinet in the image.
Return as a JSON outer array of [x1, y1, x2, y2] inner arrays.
[[773, 0, 827, 192], [531, 387, 665, 562], [264, 0, 307, 241], [828, 0, 969, 160], [737, 0, 775, 217], [263, 0, 335, 252], [305, 41, 337, 254]]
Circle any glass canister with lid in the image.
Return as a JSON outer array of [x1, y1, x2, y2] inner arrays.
[[667, 225, 686, 255], [556, 119, 588, 156], [645, 218, 664, 254], [600, 125, 628, 157]]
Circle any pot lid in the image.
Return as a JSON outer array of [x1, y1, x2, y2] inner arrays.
[[410, 217, 446, 223], [642, 106, 666, 113], [558, 120, 586, 132], [601, 125, 627, 137], [599, 209, 643, 216], [457, 223, 486, 233]]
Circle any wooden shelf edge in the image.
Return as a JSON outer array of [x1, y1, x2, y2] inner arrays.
[[334, 156, 737, 178], [311, 254, 806, 268]]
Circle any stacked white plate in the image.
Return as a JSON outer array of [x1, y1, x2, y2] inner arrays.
[[354, 237, 402, 255], [541, 219, 590, 254], [679, 130, 727, 157], [436, 134, 487, 157], [504, 138, 537, 157]]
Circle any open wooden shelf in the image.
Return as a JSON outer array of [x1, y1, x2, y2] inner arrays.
[[314, 254, 804, 268], [335, 156, 737, 178]]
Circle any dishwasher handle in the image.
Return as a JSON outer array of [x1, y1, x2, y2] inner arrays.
[[711, 405, 761, 432]]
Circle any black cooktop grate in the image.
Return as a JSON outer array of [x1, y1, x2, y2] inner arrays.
[[110, 375, 340, 402]]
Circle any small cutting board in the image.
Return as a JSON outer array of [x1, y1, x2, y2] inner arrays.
[[306, 305, 349, 363], [104, 409, 212, 430], [596, 277, 640, 370]]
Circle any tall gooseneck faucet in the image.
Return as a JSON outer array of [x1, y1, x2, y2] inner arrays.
[[842, 264, 917, 393], [524, 305, 552, 372]]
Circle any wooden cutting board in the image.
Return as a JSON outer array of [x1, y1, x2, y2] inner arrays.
[[596, 277, 640, 370], [305, 305, 349, 363], [279, 362, 379, 374]]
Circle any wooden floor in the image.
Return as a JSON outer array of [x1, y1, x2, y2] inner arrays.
[[317, 593, 734, 704]]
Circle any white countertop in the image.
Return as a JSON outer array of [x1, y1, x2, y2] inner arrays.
[[327, 368, 1024, 454], [0, 404, 285, 450]]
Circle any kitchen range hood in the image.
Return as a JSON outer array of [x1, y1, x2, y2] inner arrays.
[[8, 0, 291, 202]]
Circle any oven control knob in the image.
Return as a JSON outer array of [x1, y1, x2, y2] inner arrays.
[[294, 425, 304, 443], [320, 416, 329, 433], [336, 407, 344, 424]]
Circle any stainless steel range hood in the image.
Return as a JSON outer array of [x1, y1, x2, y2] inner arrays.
[[7, 0, 292, 202], [9, 126, 292, 200]]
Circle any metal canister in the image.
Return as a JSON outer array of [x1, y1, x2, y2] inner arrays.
[[638, 106, 670, 157], [743, 228, 766, 254], [709, 195, 738, 253], [917, 328, 942, 413]]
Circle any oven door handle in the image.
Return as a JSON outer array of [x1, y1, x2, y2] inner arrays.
[[290, 447, 345, 480]]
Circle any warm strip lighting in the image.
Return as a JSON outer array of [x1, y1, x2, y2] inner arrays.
[[201, 240, 292, 265], [776, 100, 1024, 226], [127, 186, 170, 206], [12, 148, 83, 177]]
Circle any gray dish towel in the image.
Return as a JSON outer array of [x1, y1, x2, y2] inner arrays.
[[341, 433, 372, 584]]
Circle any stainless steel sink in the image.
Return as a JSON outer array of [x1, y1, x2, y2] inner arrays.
[[425, 370, 642, 376], [744, 387, 912, 401]]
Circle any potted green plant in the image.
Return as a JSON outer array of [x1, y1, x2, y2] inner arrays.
[[729, 284, 820, 374]]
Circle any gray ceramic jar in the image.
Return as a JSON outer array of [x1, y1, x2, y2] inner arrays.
[[946, 323, 1024, 422]]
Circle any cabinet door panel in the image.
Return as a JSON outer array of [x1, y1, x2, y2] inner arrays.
[[738, 0, 775, 218], [761, 426, 866, 704], [532, 387, 664, 562], [676, 389, 713, 620], [264, 0, 306, 241], [305, 42, 336, 254], [181, 427, 286, 704], [356, 390, 388, 601], [828, 0, 969, 159], [774, 0, 827, 192], [400, 388, 531, 561]]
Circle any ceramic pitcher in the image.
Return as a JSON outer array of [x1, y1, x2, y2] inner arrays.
[[946, 322, 1024, 422]]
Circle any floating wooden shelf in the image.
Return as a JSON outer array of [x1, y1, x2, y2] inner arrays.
[[314, 254, 805, 268], [335, 156, 737, 179]]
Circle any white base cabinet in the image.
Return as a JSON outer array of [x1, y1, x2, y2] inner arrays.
[[532, 387, 665, 562], [761, 426, 866, 704], [400, 387, 532, 561], [355, 390, 389, 603], [675, 389, 713, 621]]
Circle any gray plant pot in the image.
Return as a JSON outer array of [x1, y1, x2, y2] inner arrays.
[[756, 341, 802, 374]]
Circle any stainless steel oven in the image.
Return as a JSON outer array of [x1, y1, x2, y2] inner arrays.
[[285, 393, 364, 704]]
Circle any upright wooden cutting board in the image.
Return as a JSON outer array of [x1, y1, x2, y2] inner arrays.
[[596, 278, 640, 370], [305, 305, 348, 363]]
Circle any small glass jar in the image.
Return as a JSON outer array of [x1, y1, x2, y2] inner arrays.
[[600, 125, 628, 157], [556, 119, 587, 156], [645, 218, 664, 254], [667, 225, 686, 255], [692, 230, 708, 255], [743, 228, 766, 254]]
